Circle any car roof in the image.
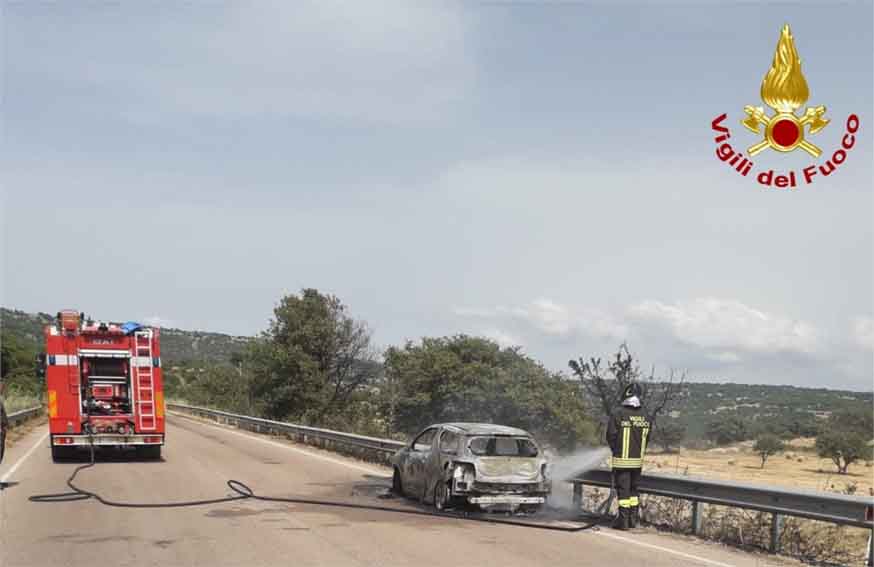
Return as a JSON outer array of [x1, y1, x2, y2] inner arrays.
[[436, 422, 532, 437]]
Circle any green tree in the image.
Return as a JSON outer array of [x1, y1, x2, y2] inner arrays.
[[654, 419, 685, 453], [815, 431, 870, 474], [753, 433, 784, 468], [0, 330, 41, 397], [246, 289, 377, 424], [828, 409, 874, 438], [162, 362, 244, 413], [383, 335, 595, 452], [815, 410, 874, 474], [568, 344, 686, 438], [705, 416, 749, 446]]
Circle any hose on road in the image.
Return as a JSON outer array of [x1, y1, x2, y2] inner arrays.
[[29, 441, 615, 533]]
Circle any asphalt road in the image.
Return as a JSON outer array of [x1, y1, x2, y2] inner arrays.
[[0, 415, 795, 567]]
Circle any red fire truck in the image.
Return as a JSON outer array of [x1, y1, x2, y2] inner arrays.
[[44, 310, 165, 461]]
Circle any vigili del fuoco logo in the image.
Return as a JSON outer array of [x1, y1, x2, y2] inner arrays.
[[710, 25, 859, 189]]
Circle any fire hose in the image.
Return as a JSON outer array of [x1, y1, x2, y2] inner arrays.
[[29, 439, 616, 533]]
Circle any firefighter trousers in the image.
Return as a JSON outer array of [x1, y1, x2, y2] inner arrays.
[[613, 467, 641, 523]]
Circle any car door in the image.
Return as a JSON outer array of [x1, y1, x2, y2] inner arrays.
[[426, 428, 458, 501], [405, 427, 437, 498]]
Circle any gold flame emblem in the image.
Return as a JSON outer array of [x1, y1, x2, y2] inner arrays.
[[742, 25, 829, 157]]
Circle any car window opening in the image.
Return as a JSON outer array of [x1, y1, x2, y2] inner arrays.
[[468, 436, 538, 457], [412, 428, 437, 452]]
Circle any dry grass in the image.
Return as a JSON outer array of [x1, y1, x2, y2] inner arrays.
[[579, 487, 870, 566], [4, 415, 47, 448], [578, 440, 874, 565], [647, 438, 873, 497]]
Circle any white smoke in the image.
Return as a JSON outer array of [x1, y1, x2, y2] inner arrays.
[[546, 447, 612, 511]]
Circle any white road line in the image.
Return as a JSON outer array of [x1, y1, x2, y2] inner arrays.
[[595, 530, 737, 567], [1, 431, 49, 483], [169, 412, 390, 477]]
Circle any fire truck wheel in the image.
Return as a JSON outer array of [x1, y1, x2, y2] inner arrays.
[[136, 445, 162, 460]]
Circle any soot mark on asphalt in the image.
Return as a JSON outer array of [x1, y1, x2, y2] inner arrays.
[[43, 533, 85, 542], [206, 505, 294, 518], [74, 535, 139, 544], [350, 483, 392, 498]]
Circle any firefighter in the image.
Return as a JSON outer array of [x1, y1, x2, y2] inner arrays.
[[606, 382, 650, 530]]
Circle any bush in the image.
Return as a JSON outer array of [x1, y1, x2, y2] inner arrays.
[[815, 410, 874, 474], [705, 416, 749, 446], [815, 430, 872, 474], [654, 419, 685, 453], [753, 434, 784, 468], [384, 335, 597, 452]]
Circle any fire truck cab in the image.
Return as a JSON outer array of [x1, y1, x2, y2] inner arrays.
[[44, 310, 165, 461]]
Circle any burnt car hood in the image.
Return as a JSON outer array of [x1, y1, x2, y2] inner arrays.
[[472, 457, 542, 481]]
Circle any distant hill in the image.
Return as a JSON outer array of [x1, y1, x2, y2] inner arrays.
[[0, 308, 54, 349], [672, 381, 873, 441], [1, 307, 250, 365], [3, 307, 871, 443], [158, 327, 250, 365]]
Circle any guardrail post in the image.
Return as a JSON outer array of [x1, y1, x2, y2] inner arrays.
[[868, 528, 874, 567], [770, 513, 782, 553], [691, 501, 702, 535], [573, 483, 582, 510]]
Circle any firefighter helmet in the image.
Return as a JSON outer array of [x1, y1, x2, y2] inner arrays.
[[622, 382, 642, 400]]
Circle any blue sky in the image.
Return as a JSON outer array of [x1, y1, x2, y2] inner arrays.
[[2, 2, 871, 390]]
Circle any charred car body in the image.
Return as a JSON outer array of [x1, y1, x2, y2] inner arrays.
[[391, 423, 551, 512]]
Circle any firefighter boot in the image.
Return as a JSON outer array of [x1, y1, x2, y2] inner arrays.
[[611, 508, 630, 530]]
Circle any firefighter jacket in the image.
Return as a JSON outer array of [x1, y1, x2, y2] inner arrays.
[[606, 405, 650, 469]]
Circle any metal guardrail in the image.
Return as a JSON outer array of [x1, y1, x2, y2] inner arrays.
[[171, 402, 874, 564], [572, 468, 874, 563], [8, 406, 42, 428], [168, 403, 405, 464]]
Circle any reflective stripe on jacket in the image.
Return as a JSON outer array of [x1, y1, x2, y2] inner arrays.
[[606, 405, 650, 469]]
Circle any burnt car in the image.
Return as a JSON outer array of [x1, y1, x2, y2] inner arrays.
[[391, 423, 551, 512]]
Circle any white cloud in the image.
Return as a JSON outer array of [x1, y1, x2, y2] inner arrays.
[[143, 316, 176, 329], [455, 296, 828, 365], [709, 351, 741, 363], [628, 298, 820, 355], [482, 329, 522, 349], [451, 306, 496, 318], [852, 316, 874, 350], [453, 298, 628, 342], [507, 298, 574, 337]]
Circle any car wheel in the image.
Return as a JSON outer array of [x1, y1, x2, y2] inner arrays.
[[434, 481, 450, 511], [392, 467, 404, 496]]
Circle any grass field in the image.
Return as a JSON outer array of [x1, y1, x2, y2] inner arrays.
[[572, 439, 873, 565], [646, 438, 873, 497]]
